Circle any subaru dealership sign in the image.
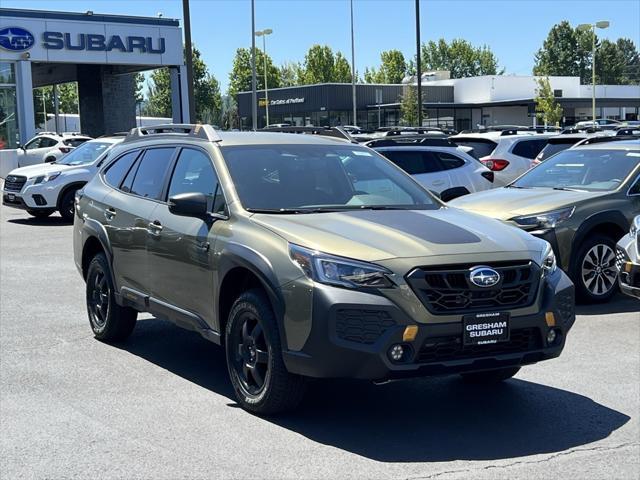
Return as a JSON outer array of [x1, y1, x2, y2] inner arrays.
[[0, 13, 181, 65]]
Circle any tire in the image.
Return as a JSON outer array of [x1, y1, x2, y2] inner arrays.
[[86, 252, 137, 342], [225, 289, 307, 415], [59, 188, 78, 222], [571, 234, 618, 304], [461, 367, 520, 384], [26, 209, 53, 218]]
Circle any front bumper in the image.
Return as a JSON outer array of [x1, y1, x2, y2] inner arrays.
[[282, 269, 575, 381], [3, 189, 54, 211]]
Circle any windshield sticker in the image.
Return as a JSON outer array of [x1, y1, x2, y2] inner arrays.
[[626, 152, 640, 157], [353, 151, 373, 156]]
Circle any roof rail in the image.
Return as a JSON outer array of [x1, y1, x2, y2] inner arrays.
[[260, 125, 356, 143], [576, 135, 640, 146], [365, 136, 456, 148], [123, 124, 222, 143]]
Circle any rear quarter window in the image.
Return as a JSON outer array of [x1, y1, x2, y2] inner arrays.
[[511, 139, 549, 159], [450, 138, 497, 158]]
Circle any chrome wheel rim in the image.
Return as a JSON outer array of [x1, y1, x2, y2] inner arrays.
[[581, 244, 617, 296], [89, 269, 110, 329]]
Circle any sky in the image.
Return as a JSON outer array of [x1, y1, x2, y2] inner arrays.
[[3, 0, 640, 92]]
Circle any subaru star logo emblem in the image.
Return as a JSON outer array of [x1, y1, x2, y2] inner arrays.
[[469, 266, 501, 287], [0, 27, 35, 52]]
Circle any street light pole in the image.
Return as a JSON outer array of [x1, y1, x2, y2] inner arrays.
[[350, 0, 357, 127], [578, 21, 609, 124], [415, 0, 422, 127], [250, 0, 258, 130], [182, 0, 195, 123], [255, 29, 273, 126]]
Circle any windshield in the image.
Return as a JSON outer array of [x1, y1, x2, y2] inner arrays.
[[513, 148, 640, 191], [220, 144, 438, 212], [56, 141, 114, 166]]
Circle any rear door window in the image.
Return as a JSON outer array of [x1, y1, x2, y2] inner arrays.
[[512, 139, 548, 159], [103, 151, 139, 188], [129, 148, 176, 200], [380, 150, 444, 174]]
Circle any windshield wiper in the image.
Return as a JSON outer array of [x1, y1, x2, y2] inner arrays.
[[552, 186, 587, 192], [505, 184, 528, 189], [245, 207, 344, 214]]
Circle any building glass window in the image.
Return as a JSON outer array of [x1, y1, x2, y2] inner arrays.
[[0, 62, 18, 149]]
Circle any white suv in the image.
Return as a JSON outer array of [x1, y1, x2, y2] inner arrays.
[[2, 136, 123, 221], [450, 131, 556, 185], [17, 133, 93, 166], [369, 137, 495, 201]]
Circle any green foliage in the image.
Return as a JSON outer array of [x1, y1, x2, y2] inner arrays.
[[365, 50, 407, 84], [147, 46, 222, 123], [400, 86, 419, 126], [534, 77, 563, 126], [534, 22, 640, 85], [32, 83, 79, 128], [420, 39, 502, 78], [279, 61, 303, 87], [228, 47, 281, 96], [300, 45, 353, 84]]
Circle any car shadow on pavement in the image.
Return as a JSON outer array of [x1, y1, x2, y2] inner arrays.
[[120, 317, 629, 463], [575, 293, 640, 316], [7, 216, 70, 227]]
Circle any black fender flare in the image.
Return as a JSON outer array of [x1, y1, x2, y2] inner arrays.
[[56, 181, 87, 211], [570, 210, 629, 270], [82, 217, 117, 287], [215, 242, 287, 341]]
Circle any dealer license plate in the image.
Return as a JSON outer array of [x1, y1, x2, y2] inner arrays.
[[463, 312, 510, 345]]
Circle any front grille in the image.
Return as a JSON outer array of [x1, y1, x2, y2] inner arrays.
[[616, 247, 627, 271], [4, 175, 27, 193], [335, 309, 396, 344], [418, 327, 542, 363], [406, 261, 540, 314]]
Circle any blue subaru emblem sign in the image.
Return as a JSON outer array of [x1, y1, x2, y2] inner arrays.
[[469, 266, 501, 288], [0, 27, 35, 52]]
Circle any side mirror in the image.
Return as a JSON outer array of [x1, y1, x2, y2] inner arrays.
[[168, 192, 209, 217]]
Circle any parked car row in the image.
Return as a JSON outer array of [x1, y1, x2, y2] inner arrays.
[[2, 123, 638, 415]]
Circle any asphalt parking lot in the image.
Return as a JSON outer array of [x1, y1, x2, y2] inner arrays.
[[1, 204, 638, 480]]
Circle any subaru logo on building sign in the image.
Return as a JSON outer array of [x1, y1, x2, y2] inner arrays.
[[0, 27, 35, 52], [469, 266, 501, 288]]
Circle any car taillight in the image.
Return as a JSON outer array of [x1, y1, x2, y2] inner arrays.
[[481, 171, 494, 182], [59, 147, 72, 153], [482, 158, 510, 171]]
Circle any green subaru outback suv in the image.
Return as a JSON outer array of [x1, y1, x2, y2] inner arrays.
[[73, 124, 575, 414]]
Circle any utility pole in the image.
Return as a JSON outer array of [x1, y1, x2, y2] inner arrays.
[[255, 29, 273, 126], [251, 0, 258, 130], [578, 21, 609, 125], [182, 0, 196, 123], [415, 0, 422, 127], [350, 0, 357, 126]]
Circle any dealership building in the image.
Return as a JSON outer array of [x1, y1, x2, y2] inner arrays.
[[0, 8, 189, 149], [236, 74, 640, 130]]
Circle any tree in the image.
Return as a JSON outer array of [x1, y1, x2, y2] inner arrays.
[[279, 61, 303, 87], [32, 83, 79, 128], [421, 39, 501, 78], [147, 46, 222, 123], [364, 50, 407, 84], [333, 52, 353, 83], [533, 21, 582, 79], [228, 47, 281, 96], [400, 86, 420, 126], [534, 77, 563, 126], [595, 39, 625, 85], [134, 73, 145, 104], [616, 38, 640, 84], [301, 45, 336, 84]]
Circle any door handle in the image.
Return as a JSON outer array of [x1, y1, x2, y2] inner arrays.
[[104, 208, 116, 221], [148, 220, 163, 236]]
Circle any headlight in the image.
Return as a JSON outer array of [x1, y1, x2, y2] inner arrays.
[[512, 206, 575, 230], [33, 172, 61, 184], [541, 242, 557, 276], [289, 244, 394, 289], [630, 215, 640, 236]]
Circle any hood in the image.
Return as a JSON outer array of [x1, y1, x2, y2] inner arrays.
[[10, 162, 73, 178], [449, 187, 609, 220], [250, 207, 543, 262]]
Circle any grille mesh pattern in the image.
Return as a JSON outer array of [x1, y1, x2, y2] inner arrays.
[[4, 175, 27, 193], [418, 328, 542, 363], [335, 309, 396, 344], [555, 289, 575, 326], [407, 261, 540, 314]]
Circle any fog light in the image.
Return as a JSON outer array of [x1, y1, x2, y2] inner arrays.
[[546, 329, 557, 345], [389, 344, 405, 362]]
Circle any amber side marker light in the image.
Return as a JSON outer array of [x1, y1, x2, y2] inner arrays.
[[545, 312, 556, 327], [403, 325, 419, 342], [625, 262, 633, 273]]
